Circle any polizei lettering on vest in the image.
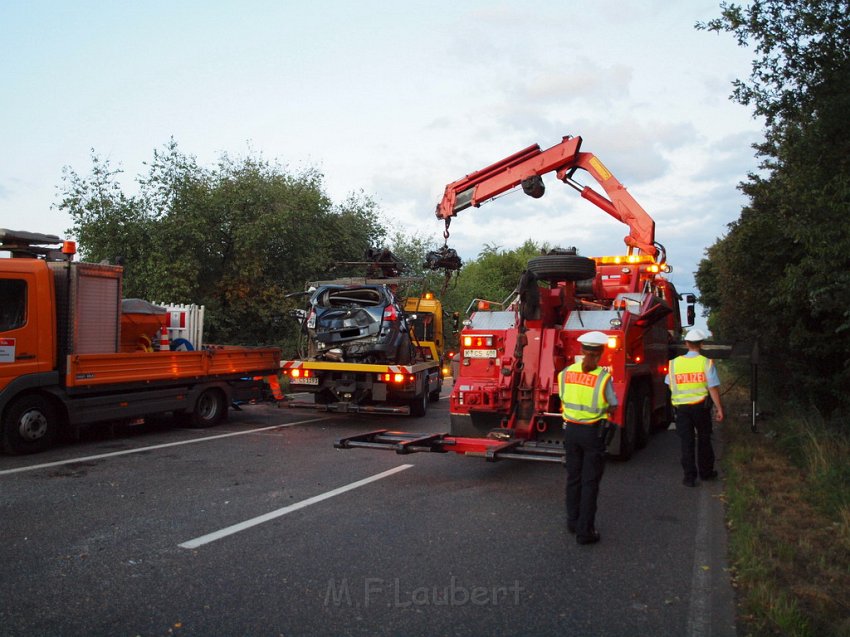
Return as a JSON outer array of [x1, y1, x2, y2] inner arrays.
[[674, 372, 706, 384], [564, 371, 598, 388]]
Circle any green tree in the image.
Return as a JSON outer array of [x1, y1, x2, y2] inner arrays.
[[695, 0, 850, 414], [58, 140, 387, 349], [442, 240, 546, 315]]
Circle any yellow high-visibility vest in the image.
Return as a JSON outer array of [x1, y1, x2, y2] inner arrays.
[[668, 355, 712, 405], [558, 362, 611, 424]]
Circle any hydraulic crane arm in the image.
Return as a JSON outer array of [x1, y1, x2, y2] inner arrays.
[[435, 135, 657, 256]]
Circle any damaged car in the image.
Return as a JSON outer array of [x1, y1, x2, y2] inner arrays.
[[301, 283, 415, 364]]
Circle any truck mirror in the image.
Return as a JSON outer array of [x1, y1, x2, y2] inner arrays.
[[451, 312, 460, 333], [679, 293, 696, 327]]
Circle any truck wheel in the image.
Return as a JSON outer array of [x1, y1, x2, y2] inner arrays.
[[615, 395, 638, 460], [636, 388, 652, 449], [3, 395, 58, 455], [429, 378, 442, 402], [526, 255, 596, 281], [409, 391, 428, 417], [191, 388, 227, 428]]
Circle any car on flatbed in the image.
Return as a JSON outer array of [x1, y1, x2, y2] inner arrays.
[[305, 283, 414, 364]]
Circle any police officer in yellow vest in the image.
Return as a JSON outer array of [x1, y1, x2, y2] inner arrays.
[[558, 331, 618, 545], [667, 328, 725, 487]]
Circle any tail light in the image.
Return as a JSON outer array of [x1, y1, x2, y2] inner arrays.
[[463, 335, 494, 347], [290, 369, 312, 379], [383, 305, 398, 321], [377, 372, 415, 384]]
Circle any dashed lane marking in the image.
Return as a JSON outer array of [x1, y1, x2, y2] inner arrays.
[[0, 417, 328, 477], [179, 464, 415, 549]]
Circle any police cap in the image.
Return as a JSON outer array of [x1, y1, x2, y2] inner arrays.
[[684, 328, 709, 342], [577, 331, 608, 349]]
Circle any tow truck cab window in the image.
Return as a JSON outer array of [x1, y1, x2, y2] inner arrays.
[[0, 279, 27, 332], [410, 312, 435, 341]]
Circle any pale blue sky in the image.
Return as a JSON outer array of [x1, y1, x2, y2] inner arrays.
[[1, 1, 762, 325]]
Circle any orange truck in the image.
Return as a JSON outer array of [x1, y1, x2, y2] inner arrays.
[[0, 229, 281, 454]]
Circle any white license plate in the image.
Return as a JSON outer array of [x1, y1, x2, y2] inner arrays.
[[465, 349, 497, 358], [291, 377, 319, 385]]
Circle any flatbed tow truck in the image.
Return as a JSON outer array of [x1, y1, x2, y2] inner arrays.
[[336, 134, 696, 463], [280, 276, 448, 417]]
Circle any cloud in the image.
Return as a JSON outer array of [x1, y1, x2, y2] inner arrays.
[[513, 63, 635, 109]]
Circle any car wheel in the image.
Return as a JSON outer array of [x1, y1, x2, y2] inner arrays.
[[3, 394, 58, 455], [395, 336, 413, 364]]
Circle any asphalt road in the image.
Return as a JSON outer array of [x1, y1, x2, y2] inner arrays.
[[0, 390, 737, 637]]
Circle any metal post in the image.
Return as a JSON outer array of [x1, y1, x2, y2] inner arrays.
[[750, 339, 759, 433]]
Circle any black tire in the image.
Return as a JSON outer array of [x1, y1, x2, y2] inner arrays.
[[409, 390, 428, 417], [615, 395, 638, 460], [429, 377, 442, 402], [190, 388, 227, 428], [636, 388, 652, 449], [526, 255, 596, 281], [395, 335, 413, 365], [660, 387, 675, 431], [2, 394, 58, 455], [314, 391, 335, 405]]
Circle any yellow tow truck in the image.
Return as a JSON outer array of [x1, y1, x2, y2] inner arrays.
[[281, 278, 448, 417]]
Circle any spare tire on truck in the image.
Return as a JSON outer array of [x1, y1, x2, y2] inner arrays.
[[526, 254, 596, 282]]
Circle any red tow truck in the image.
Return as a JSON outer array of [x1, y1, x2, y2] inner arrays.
[[0, 229, 281, 454], [336, 135, 695, 462]]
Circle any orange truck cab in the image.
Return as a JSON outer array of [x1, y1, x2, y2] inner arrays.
[[0, 229, 281, 454]]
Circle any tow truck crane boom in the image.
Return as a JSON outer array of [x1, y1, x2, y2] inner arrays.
[[435, 135, 657, 257]]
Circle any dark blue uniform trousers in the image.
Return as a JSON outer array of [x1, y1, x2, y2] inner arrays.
[[674, 400, 715, 480], [563, 422, 606, 538]]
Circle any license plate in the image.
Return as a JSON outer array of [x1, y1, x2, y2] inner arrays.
[[465, 349, 497, 358], [291, 377, 319, 385]]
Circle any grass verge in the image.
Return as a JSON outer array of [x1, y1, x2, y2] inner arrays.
[[722, 384, 850, 636]]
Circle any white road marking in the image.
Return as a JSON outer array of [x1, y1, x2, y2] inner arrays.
[[0, 417, 328, 477], [179, 463, 414, 549], [686, 485, 713, 636]]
